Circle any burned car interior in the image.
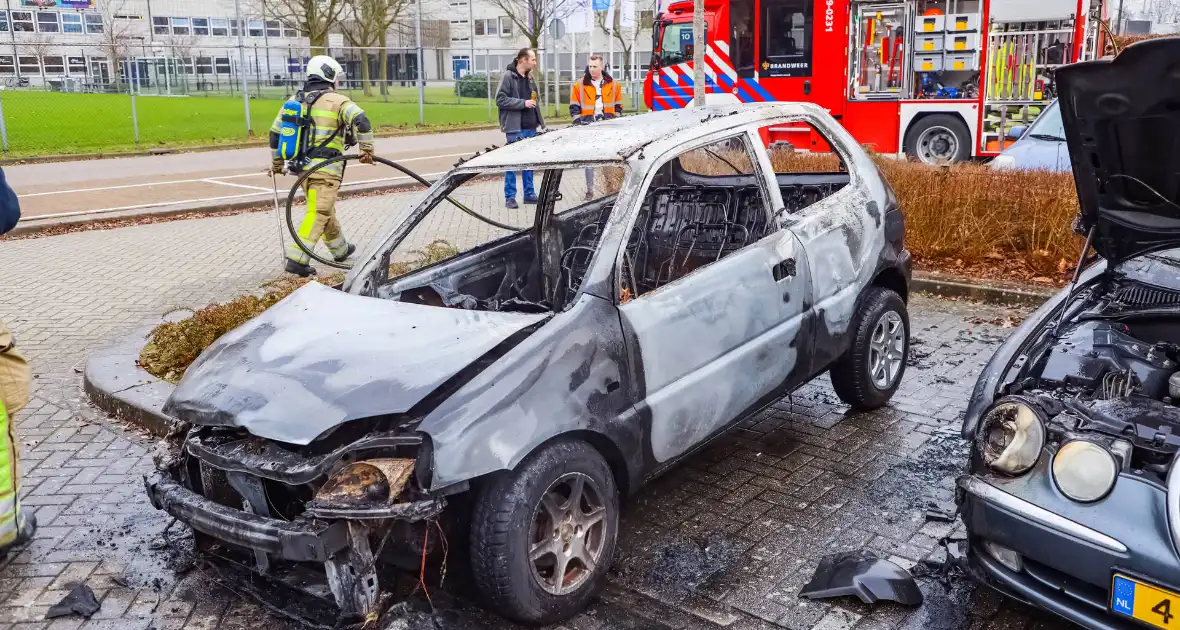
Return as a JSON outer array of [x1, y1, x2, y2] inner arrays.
[[375, 127, 853, 310]]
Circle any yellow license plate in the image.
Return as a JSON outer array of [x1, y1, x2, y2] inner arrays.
[[1113, 575, 1180, 629]]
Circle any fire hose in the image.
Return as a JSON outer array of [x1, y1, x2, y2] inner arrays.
[[281, 153, 526, 270]]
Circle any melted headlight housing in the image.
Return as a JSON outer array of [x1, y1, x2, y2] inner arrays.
[[980, 399, 1046, 476], [315, 458, 416, 508]]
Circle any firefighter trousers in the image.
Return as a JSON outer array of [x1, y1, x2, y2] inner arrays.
[[0, 397, 22, 548], [287, 171, 351, 265], [0, 316, 28, 549]]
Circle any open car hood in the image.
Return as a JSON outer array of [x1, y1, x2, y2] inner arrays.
[[1057, 38, 1180, 263], [163, 282, 548, 445]]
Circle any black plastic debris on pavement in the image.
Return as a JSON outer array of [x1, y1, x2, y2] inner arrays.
[[46, 584, 101, 619], [799, 550, 924, 607]]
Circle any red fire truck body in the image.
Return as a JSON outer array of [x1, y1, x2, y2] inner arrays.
[[644, 0, 1107, 162]]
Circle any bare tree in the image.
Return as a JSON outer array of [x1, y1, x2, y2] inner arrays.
[[164, 33, 197, 90], [94, 0, 135, 87], [595, 6, 652, 78], [20, 41, 51, 86], [340, 0, 408, 96], [257, 0, 345, 54], [486, 0, 576, 49]]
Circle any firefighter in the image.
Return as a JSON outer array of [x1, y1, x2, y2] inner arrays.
[[570, 54, 622, 199], [270, 55, 375, 277], [0, 166, 34, 559]]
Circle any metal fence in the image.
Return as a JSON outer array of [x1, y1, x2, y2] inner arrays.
[[0, 42, 649, 158]]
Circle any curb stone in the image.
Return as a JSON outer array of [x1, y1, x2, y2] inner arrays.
[[83, 322, 176, 437], [82, 275, 1051, 437], [911, 273, 1055, 307]]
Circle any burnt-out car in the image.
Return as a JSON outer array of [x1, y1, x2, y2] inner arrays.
[[145, 102, 911, 625], [958, 39, 1180, 630]]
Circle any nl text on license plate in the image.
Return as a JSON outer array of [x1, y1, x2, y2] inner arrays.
[[1113, 574, 1180, 629]]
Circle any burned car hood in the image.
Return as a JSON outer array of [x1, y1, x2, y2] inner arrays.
[[1057, 38, 1180, 263], [163, 282, 548, 445]]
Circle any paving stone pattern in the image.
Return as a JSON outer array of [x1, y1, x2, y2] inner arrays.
[[0, 186, 1069, 629]]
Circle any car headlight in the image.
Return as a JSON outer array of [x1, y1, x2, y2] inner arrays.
[[315, 458, 416, 507], [980, 400, 1045, 475], [990, 154, 1017, 169], [1053, 440, 1117, 503]]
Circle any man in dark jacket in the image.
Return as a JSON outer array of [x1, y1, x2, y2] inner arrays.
[[496, 47, 545, 209], [0, 166, 34, 558]]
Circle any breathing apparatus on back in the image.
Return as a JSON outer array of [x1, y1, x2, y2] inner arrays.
[[275, 56, 354, 174]]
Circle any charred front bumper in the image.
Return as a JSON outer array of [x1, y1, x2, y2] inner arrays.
[[145, 471, 351, 562], [959, 458, 1180, 630]]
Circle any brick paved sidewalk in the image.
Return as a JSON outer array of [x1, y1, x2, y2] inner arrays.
[[0, 188, 1065, 629]]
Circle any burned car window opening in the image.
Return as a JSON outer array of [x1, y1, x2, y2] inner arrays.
[[375, 166, 626, 314], [621, 135, 773, 299], [758, 122, 852, 216]]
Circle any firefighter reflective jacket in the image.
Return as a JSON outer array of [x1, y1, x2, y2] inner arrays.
[[269, 80, 373, 178], [569, 72, 623, 123]]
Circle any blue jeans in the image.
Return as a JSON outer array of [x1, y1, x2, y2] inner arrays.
[[504, 128, 537, 200]]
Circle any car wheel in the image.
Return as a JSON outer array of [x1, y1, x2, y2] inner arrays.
[[904, 114, 971, 164], [831, 287, 909, 411], [469, 439, 619, 625]]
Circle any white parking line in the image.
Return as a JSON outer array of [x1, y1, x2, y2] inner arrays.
[[201, 179, 272, 192], [17, 152, 472, 198], [29, 171, 448, 221]]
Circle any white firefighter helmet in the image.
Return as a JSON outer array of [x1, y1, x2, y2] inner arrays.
[[306, 55, 344, 83]]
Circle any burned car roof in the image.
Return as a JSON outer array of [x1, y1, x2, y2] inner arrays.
[[459, 102, 829, 169]]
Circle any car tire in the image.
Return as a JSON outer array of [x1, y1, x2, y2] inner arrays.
[[469, 439, 619, 625], [830, 287, 909, 411], [903, 114, 971, 164]]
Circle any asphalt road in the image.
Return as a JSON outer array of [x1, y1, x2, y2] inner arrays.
[[5, 128, 508, 221]]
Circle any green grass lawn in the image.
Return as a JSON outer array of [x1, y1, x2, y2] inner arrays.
[[0, 90, 497, 158]]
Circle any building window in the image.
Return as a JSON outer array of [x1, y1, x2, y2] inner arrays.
[[67, 55, 86, 73], [171, 17, 189, 34], [210, 17, 227, 36], [473, 19, 484, 35], [195, 56, 212, 74], [215, 56, 231, 74], [229, 18, 240, 36], [18, 55, 38, 74], [265, 19, 279, 37], [85, 13, 102, 33], [62, 12, 82, 33], [192, 17, 209, 35], [281, 22, 297, 38], [36, 11, 59, 33], [152, 16, 169, 35], [0, 56, 13, 74], [11, 11, 32, 31], [0, 12, 9, 33], [42, 55, 64, 74], [248, 19, 263, 37], [499, 16, 512, 35]]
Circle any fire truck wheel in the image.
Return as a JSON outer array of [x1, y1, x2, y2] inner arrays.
[[903, 114, 971, 165]]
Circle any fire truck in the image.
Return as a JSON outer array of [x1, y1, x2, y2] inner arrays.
[[644, 0, 1108, 163]]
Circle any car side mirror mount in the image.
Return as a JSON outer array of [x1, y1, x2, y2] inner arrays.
[[1006, 125, 1027, 140]]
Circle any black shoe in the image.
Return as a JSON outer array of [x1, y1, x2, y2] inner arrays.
[[285, 259, 317, 277], [505, 198, 519, 209], [0, 508, 36, 558], [334, 243, 356, 263], [523, 196, 538, 205]]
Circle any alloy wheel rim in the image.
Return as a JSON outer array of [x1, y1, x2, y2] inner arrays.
[[528, 472, 608, 595], [869, 310, 906, 389]]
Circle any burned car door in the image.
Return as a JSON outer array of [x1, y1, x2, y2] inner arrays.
[[616, 132, 812, 464]]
